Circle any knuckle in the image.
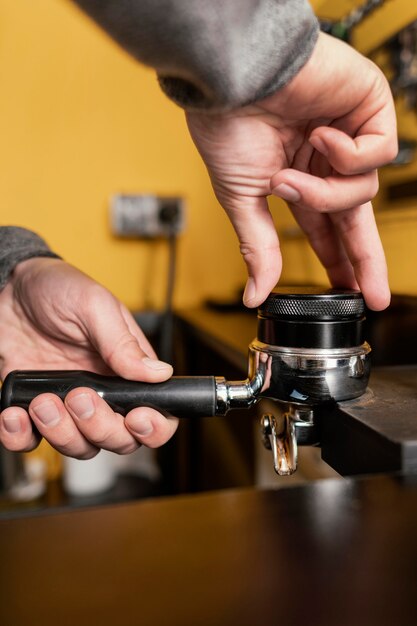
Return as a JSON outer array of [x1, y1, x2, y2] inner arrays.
[[72, 449, 99, 461], [315, 197, 331, 213], [103, 333, 140, 368], [87, 426, 116, 448], [84, 283, 112, 310], [239, 242, 279, 260], [335, 160, 356, 176], [239, 243, 258, 260], [115, 442, 139, 455], [58, 432, 86, 453]]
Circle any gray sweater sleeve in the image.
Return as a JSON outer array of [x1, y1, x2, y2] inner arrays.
[[0, 227, 61, 291], [72, 0, 319, 111]]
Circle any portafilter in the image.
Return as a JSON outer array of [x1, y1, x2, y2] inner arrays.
[[0, 287, 371, 475]]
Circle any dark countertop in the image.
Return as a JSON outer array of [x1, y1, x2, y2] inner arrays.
[[1, 474, 417, 626]]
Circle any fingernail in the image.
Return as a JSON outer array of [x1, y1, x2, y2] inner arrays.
[[310, 136, 329, 156], [31, 401, 61, 426], [2, 416, 21, 434], [272, 183, 301, 203], [143, 357, 172, 371], [129, 417, 153, 436], [243, 277, 256, 305], [66, 393, 95, 419]]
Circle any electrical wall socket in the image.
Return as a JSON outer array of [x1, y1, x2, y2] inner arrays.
[[110, 194, 185, 238]]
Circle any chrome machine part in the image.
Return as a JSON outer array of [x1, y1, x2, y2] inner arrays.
[[253, 287, 371, 475], [214, 366, 265, 415], [248, 341, 371, 406], [260, 406, 316, 476]]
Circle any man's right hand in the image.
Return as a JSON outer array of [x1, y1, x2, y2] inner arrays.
[[187, 32, 398, 311]]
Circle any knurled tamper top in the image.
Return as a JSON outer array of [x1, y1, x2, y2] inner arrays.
[[257, 287, 366, 349]]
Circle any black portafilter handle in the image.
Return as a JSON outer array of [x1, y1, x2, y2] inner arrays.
[[0, 371, 218, 418]]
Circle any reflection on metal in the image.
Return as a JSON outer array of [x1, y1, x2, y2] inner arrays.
[[261, 406, 322, 476], [215, 337, 371, 475], [248, 339, 371, 406], [215, 339, 370, 414], [261, 414, 297, 476], [261, 405, 320, 476]]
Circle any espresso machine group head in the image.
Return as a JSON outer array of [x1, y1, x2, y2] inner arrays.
[[1, 288, 370, 475]]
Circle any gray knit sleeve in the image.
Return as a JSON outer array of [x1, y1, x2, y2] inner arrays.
[[0, 227, 61, 291], [72, 0, 319, 111]]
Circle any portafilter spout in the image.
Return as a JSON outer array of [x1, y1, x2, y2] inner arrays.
[[0, 288, 371, 474]]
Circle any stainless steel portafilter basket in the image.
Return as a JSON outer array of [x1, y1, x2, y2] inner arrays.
[[1, 288, 371, 475], [251, 287, 370, 474]]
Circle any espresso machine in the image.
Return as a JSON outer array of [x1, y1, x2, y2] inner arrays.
[[2, 287, 383, 478]]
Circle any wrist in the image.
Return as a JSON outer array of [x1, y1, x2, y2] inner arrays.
[[10, 257, 64, 297], [0, 226, 61, 292]]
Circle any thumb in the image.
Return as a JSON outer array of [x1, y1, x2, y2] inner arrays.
[[83, 289, 173, 382], [223, 196, 282, 308]]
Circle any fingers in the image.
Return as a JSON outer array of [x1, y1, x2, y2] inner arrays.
[[27, 393, 99, 459], [271, 168, 379, 213], [330, 203, 390, 310], [28, 389, 139, 457], [82, 288, 173, 382], [120, 305, 158, 360], [290, 202, 390, 311], [0, 387, 179, 457], [125, 407, 179, 449], [7, 387, 179, 458], [309, 125, 398, 176], [307, 57, 397, 175], [223, 197, 282, 308], [289, 206, 357, 287], [63, 388, 178, 452], [0, 407, 40, 452]]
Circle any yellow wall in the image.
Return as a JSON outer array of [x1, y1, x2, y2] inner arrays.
[[0, 0, 247, 310], [2, 0, 417, 312]]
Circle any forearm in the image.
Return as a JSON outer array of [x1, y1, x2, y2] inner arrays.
[[0, 227, 60, 291], [72, 0, 319, 111]]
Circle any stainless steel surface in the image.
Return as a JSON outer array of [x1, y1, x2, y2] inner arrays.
[[214, 363, 265, 414], [249, 340, 371, 404], [261, 406, 320, 476], [214, 339, 370, 412], [214, 338, 371, 475], [261, 413, 297, 476]]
